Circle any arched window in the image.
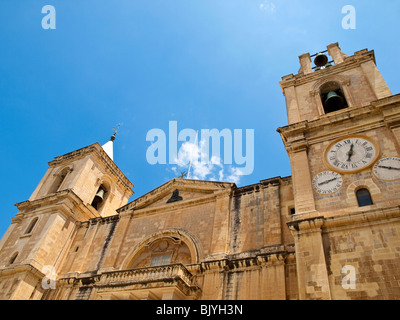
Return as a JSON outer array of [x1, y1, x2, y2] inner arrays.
[[356, 188, 373, 207], [130, 237, 192, 269], [320, 81, 348, 114], [9, 252, 18, 265], [48, 168, 70, 194], [25, 217, 38, 234]]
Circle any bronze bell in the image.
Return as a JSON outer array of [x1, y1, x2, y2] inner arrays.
[[91, 186, 105, 209], [94, 187, 105, 201], [325, 91, 345, 110], [314, 53, 328, 67]]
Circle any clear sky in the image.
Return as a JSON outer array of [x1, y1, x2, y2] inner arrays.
[[1, 0, 399, 238]]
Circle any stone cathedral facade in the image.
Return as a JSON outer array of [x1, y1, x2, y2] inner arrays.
[[0, 43, 399, 300]]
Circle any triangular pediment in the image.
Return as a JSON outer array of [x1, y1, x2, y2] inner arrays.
[[117, 179, 235, 213]]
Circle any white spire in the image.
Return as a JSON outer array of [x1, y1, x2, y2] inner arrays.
[[101, 124, 120, 161], [102, 139, 114, 161]]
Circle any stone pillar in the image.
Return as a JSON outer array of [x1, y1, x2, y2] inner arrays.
[[327, 43, 347, 65], [360, 60, 392, 100], [288, 217, 331, 300], [283, 86, 301, 125], [290, 144, 316, 215], [201, 261, 226, 300], [210, 191, 231, 254], [390, 126, 400, 148], [299, 53, 313, 75], [258, 254, 286, 300]]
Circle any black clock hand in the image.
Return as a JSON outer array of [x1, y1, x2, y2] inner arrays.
[[318, 177, 337, 186], [378, 165, 400, 171], [347, 144, 354, 162]]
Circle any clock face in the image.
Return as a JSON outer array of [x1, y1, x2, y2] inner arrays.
[[325, 135, 379, 173], [373, 157, 400, 181], [312, 171, 343, 195]]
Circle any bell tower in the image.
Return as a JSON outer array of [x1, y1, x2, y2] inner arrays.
[[278, 43, 400, 300], [0, 136, 134, 300], [278, 42, 394, 217]]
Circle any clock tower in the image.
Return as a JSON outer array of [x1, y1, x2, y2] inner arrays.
[[278, 43, 400, 300]]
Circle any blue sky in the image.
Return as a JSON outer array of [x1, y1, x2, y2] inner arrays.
[[0, 0, 399, 238]]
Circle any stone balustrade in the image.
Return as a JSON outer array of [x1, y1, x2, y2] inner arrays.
[[100, 263, 194, 287]]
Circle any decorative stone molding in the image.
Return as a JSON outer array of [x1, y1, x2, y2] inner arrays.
[[287, 216, 325, 236], [15, 189, 100, 221], [277, 121, 310, 153], [323, 205, 400, 231], [121, 228, 202, 269]]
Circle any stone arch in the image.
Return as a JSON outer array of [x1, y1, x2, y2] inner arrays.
[[90, 175, 115, 212], [48, 165, 73, 194], [9, 252, 19, 265], [96, 175, 115, 195], [121, 228, 202, 270], [310, 74, 355, 115], [311, 74, 351, 93], [24, 217, 39, 234], [346, 179, 381, 207]]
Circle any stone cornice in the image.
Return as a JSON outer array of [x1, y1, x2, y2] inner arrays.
[[380, 94, 400, 128], [120, 191, 225, 218], [234, 176, 291, 196], [14, 189, 100, 222], [201, 251, 291, 273], [78, 214, 120, 227], [287, 205, 400, 235], [279, 49, 375, 92], [0, 263, 44, 280], [277, 94, 400, 148], [118, 178, 235, 213], [323, 205, 400, 232], [287, 216, 325, 235]]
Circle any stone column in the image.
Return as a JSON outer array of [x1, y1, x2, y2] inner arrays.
[[288, 217, 331, 300], [299, 53, 313, 75], [360, 60, 392, 100], [210, 191, 232, 255], [290, 142, 316, 216], [327, 43, 347, 65]]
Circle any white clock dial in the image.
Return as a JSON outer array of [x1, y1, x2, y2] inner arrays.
[[325, 135, 379, 173], [373, 157, 400, 181], [312, 171, 343, 195]]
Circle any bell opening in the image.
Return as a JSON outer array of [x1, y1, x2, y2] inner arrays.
[[91, 185, 106, 210]]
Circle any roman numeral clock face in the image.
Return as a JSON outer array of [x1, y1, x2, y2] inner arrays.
[[324, 135, 380, 174], [312, 171, 343, 195], [373, 157, 400, 181]]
